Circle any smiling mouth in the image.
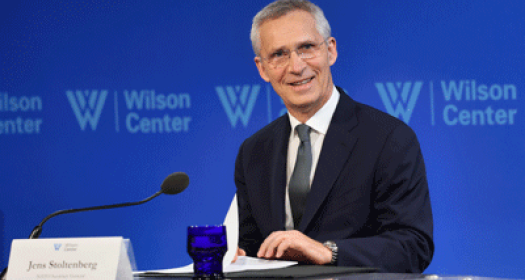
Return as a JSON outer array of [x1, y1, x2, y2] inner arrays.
[[289, 77, 314, 86]]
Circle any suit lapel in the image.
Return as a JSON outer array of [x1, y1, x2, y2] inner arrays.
[[268, 115, 291, 231], [298, 90, 359, 231]]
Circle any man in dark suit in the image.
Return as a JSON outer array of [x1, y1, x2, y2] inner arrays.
[[235, 0, 434, 273]]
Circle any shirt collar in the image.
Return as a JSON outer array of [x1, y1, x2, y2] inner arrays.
[[288, 86, 339, 135]]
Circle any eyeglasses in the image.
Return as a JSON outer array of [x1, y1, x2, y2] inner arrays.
[[260, 40, 328, 68]]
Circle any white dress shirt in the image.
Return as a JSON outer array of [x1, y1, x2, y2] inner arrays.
[[284, 86, 340, 230]]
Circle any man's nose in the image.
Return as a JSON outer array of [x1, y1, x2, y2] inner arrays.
[[288, 51, 306, 73]]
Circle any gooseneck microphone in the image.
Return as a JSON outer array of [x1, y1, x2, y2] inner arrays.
[[0, 172, 189, 280], [29, 172, 190, 239]]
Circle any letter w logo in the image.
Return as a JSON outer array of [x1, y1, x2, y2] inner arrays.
[[54, 244, 62, 251], [216, 85, 260, 128], [375, 81, 423, 124], [66, 90, 108, 131]]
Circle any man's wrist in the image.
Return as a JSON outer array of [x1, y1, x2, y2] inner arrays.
[[323, 240, 338, 265]]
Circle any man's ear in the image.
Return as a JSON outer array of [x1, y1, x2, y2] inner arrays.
[[255, 56, 271, 82], [326, 37, 338, 66]]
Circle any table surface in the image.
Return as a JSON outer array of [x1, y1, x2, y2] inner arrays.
[[134, 273, 517, 280]]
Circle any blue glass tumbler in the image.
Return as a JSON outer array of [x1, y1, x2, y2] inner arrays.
[[187, 225, 228, 279]]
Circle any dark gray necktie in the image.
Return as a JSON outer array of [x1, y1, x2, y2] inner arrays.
[[289, 124, 312, 229]]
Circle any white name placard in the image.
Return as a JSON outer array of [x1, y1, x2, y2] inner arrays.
[[6, 237, 133, 280]]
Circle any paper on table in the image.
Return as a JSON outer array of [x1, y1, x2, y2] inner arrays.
[[134, 195, 297, 276], [139, 256, 297, 274], [226, 256, 297, 273], [220, 196, 297, 272], [222, 193, 239, 267], [163, 194, 239, 271]]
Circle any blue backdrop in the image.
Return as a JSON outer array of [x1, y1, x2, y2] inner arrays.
[[1, 0, 524, 278]]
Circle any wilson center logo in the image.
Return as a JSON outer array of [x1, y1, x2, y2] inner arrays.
[[53, 243, 62, 251], [375, 81, 423, 124], [216, 85, 260, 128], [66, 90, 108, 131]]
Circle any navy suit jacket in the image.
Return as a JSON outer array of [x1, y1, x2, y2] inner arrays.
[[235, 88, 434, 273]]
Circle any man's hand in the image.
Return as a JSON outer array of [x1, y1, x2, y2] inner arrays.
[[232, 247, 246, 263], [257, 230, 332, 265]]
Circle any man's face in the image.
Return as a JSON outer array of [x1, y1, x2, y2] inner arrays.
[[255, 10, 337, 120]]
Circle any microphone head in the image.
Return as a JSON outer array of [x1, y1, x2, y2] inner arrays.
[[161, 172, 190, 195]]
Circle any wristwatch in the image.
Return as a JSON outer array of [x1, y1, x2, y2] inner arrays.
[[323, 240, 338, 265]]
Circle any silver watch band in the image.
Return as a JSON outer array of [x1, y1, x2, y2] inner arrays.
[[323, 240, 338, 265]]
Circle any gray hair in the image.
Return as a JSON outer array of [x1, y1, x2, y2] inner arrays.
[[250, 0, 331, 56]]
